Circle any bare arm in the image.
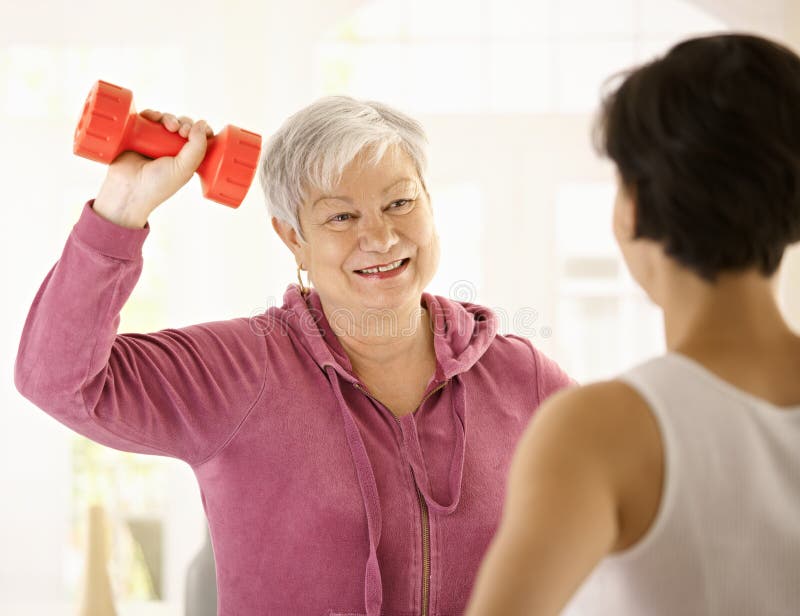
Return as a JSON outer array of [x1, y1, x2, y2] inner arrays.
[[465, 381, 663, 615]]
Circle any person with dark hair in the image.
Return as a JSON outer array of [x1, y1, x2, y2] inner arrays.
[[466, 33, 800, 615]]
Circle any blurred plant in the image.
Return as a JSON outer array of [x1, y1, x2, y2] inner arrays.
[[68, 437, 167, 600]]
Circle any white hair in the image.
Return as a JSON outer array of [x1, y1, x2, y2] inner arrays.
[[258, 96, 430, 238]]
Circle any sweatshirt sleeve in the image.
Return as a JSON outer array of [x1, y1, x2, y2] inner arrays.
[[530, 344, 577, 405], [14, 201, 268, 466]]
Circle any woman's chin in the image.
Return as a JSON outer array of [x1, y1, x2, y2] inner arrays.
[[355, 286, 419, 312], [317, 264, 428, 313]]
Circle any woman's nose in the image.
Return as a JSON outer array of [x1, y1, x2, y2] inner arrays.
[[358, 217, 398, 253]]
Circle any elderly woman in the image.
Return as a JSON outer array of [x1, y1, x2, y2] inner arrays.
[[466, 33, 800, 615], [15, 97, 572, 615]]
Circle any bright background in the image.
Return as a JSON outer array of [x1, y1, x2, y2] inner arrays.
[[2, 0, 799, 613]]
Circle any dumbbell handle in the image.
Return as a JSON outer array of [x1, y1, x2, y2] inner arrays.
[[120, 115, 222, 180], [125, 114, 196, 160]]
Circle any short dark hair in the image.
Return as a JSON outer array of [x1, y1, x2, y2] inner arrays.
[[595, 33, 800, 281]]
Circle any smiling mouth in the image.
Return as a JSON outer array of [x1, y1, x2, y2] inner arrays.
[[354, 258, 410, 275]]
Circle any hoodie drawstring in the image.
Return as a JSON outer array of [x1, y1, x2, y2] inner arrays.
[[400, 376, 467, 515], [325, 367, 469, 614], [326, 366, 384, 616]]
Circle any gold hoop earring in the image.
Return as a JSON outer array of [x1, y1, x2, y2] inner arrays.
[[297, 264, 310, 296]]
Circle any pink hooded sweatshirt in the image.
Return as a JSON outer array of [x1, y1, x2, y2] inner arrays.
[[15, 202, 573, 615]]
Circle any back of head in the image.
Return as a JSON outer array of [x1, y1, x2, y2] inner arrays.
[[596, 34, 800, 281]]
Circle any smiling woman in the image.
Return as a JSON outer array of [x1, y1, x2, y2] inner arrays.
[[262, 97, 439, 325], [15, 94, 574, 615], [272, 140, 439, 327]]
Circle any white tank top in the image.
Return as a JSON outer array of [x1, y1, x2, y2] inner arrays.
[[562, 353, 800, 616]]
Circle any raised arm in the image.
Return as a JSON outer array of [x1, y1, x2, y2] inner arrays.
[[15, 115, 268, 465]]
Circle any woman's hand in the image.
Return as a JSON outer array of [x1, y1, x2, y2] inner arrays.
[[93, 110, 215, 228]]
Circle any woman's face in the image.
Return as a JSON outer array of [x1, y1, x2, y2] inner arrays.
[[286, 145, 440, 317]]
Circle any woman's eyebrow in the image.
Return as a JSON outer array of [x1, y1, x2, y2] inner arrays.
[[313, 179, 418, 207], [312, 195, 352, 208]]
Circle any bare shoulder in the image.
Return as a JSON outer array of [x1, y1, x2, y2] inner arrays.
[[517, 379, 664, 551], [528, 379, 656, 446]]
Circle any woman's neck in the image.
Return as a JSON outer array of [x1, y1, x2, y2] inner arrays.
[[323, 297, 436, 376], [661, 268, 794, 355]]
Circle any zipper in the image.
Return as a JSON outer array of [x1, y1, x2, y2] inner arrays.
[[408, 381, 445, 616], [352, 379, 448, 616], [417, 485, 431, 616]]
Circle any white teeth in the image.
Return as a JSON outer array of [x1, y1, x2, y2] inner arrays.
[[358, 259, 404, 274], [378, 260, 403, 272]]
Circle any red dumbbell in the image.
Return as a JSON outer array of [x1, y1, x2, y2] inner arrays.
[[73, 80, 262, 208]]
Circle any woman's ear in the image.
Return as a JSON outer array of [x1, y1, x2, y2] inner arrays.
[[613, 180, 637, 242], [272, 217, 306, 266]]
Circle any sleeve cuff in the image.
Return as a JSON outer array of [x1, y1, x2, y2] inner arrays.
[[72, 200, 151, 260]]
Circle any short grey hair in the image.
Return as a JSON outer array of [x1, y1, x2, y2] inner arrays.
[[258, 96, 430, 238]]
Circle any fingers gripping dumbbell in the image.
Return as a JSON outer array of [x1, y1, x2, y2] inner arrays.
[[73, 80, 262, 208]]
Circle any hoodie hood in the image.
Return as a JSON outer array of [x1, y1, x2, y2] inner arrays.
[[280, 284, 498, 381], [277, 284, 498, 615]]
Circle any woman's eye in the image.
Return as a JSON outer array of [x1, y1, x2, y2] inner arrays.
[[390, 199, 412, 209], [329, 213, 352, 223]]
